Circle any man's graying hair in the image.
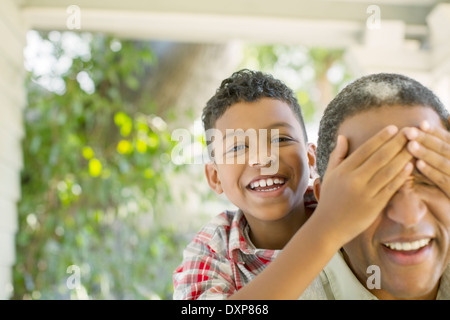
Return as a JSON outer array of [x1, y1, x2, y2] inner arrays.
[[316, 73, 450, 179]]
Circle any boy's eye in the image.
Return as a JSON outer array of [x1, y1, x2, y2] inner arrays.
[[228, 144, 247, 153], [272, 137, 292, 143]]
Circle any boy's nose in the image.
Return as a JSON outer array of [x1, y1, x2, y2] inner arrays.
[[248, 157, 272, 168], [385, 184, 427, 227], [248, 144, 273, 167]]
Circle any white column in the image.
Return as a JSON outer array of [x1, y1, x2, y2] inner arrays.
[[344, 3, 450, 109], [427, 3, 450, 111], [0, 0, 27, 299], [344, 19, 432, 85]]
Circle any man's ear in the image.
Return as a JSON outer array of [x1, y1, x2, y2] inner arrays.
[[205, 162, 224, 194], [307, 143, 317, 179], [313, 177, 321, 201]]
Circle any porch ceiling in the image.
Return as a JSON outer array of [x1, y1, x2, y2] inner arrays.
[[17, 0, 448, 46]]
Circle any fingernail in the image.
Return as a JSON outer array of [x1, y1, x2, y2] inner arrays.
[[409, 141, 420, 151], [405, 127, 418, 140], [420, 121, 430, 131], [387, 125, 398, 135], [404, 162, 413, 172], [417, 159, 426, 169]]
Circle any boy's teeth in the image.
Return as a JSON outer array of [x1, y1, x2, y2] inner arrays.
[[383, 238, 431, 251], [250, 177, 285, 190]]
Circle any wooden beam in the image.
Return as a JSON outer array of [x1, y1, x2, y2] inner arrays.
[[20, 0, 444, 45], [22, 7, 365, 46]]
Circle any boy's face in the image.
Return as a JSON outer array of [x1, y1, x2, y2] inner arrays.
[[205, 98, 315, 223], [337, 105, 450, 299]]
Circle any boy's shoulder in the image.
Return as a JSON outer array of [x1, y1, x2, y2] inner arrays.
[[196, 209, 242, 241], [191, 209, 245, 256]]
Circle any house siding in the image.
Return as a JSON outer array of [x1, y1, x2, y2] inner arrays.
[[0, 0, 26, 300]]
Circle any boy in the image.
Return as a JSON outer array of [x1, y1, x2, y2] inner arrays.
[[173, 69, 415, 299], [302, 72, 450, 299]]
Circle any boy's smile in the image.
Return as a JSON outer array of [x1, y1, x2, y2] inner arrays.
[[247, 174, 288, 197], [205, 98, 315, 248]]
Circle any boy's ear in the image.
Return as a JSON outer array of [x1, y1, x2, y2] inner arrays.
[[205, 163, 224, 194], [307, 143, 317, 179], [313, 177, 321, 201]]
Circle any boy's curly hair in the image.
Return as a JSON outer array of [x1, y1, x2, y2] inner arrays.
[[202, 69, 308, 143]]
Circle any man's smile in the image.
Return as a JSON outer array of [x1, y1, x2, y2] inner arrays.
[[380, 237, 434, 266], [383, 238, 431, 251]]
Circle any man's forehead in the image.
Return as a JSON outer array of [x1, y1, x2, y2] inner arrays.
[[337, 105, 444, 154]]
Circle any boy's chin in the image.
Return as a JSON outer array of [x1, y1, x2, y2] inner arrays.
[[244, 205, 301, 222]]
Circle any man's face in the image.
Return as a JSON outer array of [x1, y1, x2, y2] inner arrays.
[[205, 98, 315, 223], [338, 105, 450, 299]]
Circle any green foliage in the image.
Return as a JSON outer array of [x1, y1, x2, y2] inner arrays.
[[241, 44, 353, 122], [14, 32, 353, 300], [14, 31, 188, 300]]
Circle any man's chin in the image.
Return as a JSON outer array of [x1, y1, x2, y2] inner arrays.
[[377, 276, 440, 300]]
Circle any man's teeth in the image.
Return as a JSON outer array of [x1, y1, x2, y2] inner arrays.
[[250, 177, 285, 190], [384, 238, 431, 251]]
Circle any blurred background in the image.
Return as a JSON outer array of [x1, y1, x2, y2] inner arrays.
[[1, 0, 449, 299]]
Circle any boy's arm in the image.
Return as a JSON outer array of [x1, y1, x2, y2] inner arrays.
[[404, 118, 450, 198], [227, 207, 342, 300], [228, 125, 413, 300]]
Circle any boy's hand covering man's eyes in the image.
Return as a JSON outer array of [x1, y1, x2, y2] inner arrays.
[[404, 117, 450, 198], [315, 126, 414, 245]]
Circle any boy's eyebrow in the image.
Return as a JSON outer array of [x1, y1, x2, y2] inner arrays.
[[267, 122, 295, 130], [220, 122, 295, 141]]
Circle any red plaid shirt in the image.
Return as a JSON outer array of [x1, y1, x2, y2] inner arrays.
[[173, 187, 317, 300]]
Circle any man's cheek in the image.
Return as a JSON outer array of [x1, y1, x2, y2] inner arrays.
[[422, 188, 450, 225], [430, 202, 450, 226]]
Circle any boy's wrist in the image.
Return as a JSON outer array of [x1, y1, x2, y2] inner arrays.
[[307, 207, 352, 250]]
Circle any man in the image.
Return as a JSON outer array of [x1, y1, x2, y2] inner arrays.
[[305, 73, 450, 300]]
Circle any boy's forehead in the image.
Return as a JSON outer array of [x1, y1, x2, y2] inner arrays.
[[214, 98, 301, 132], [337, 105, 443, 154]]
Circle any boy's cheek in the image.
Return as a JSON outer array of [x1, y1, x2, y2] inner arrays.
[[261, 160, 279, 175]]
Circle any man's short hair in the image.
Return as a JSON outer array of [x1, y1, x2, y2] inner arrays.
[[316, 73, 450, 178]]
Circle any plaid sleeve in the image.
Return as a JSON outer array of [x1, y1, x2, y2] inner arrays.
[[173, 229, 236, 300]]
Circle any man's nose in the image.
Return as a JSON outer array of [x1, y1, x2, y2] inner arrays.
[[386, 184, 427, 227]]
